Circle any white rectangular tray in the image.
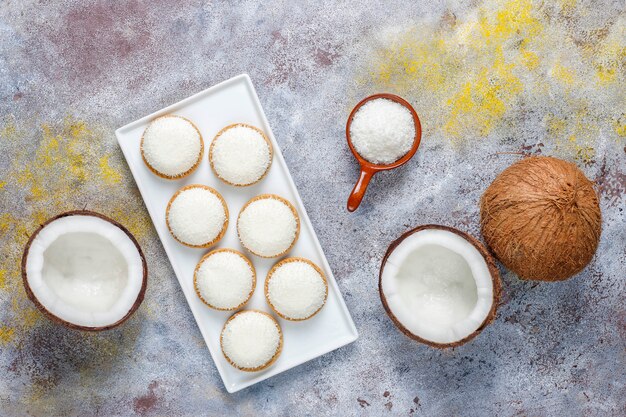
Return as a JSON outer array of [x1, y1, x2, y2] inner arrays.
[[116, 74, 358, 393]]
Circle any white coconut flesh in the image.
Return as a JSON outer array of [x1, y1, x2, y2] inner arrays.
[[381, 229, 494, 345], [24, 215, 144, 328]]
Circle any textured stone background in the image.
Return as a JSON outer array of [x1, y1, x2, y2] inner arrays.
[[0, 0, 624, 416]]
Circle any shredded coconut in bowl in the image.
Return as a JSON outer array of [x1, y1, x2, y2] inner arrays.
[[349, 98, 415, 165]]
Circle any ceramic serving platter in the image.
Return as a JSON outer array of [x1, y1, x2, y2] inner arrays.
[[116, 74, 358, 393]]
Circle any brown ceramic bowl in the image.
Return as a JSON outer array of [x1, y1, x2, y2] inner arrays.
[[346, 93, 422, 212]]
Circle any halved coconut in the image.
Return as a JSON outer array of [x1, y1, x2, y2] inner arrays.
[[21, 211, 147, 331], [379, 225, 500, 348]]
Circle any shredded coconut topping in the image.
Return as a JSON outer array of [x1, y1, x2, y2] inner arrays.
[[221, 311, 281, 370], [195, 251, 254, 310], [350, 98, 415, 165], [142, 116, 203, 177], [167, 186, 227, 246], [211, 125, 272, 186], [267, 260, 327, 320], [238, 196, 298, 257]]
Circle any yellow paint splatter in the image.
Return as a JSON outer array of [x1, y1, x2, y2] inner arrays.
[[0, 213, 14, 235], [19, 307, 43, 329], [0, 325, 15, 345], [520, 49, 540, 70], [614, 117, 626, 137], [444, 51, 523, 136], [360, 0, 625, 161], [0, 118, 18, 139], [0, 116, 151, 343], [551, 63, 576, 86], [10, 296, 43, 332], [593, 30, 626, 86], [481, 0, 543, 43], [99, 155, 122, 184], [109, 205, 154, 240], [366, 0, 543, 139], [67, 118, 90, 138], [558, 0, 577, 14], [546, 116, 567, 137], [545, 111, 600, 165]]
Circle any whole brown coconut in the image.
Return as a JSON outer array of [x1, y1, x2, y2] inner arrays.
[[480, 156, 601, 281]]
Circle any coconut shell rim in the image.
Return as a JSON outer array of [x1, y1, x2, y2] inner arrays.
[[379, 224, 502, 348], [21, 210, 148, 332]]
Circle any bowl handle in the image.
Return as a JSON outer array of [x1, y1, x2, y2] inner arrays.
[[347, 168, 375, 212]]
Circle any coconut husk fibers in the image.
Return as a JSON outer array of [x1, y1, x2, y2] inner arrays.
[[480, 156, 601, 282], [379, 224, 501, 349], [21, 210, 148, 331]]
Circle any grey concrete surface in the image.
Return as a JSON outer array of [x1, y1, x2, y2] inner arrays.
[[0, 0, 624, 415]]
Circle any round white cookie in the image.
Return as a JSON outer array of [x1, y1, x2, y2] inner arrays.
[[221, 310, 282, 371], [141, 115, 203, 178], [210, 124, 272, 186], [266, 258, 328, 320], [237, 194, 299, 258], [194, 249, 255, 310], [166, 185, 228, 248]]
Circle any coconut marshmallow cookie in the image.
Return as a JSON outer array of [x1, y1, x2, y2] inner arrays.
[[209, 123, 273, 186], [141, 115, 204, 179], [237, 194, 300, 258], [349, 98, 415, 165], [265, 257, 328, 321], [221, 310, 283, 371], [194, 249, 256, 311], [166, 185, 228, 248]]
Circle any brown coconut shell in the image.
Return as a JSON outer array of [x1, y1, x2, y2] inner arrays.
[[379, 224, 501, 349], [480, 156, 601, 281], [21, 210, 148, 331]]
